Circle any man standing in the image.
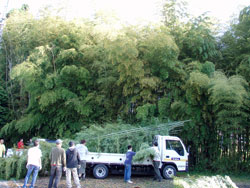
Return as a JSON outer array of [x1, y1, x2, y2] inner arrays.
[[0, 139, 6, 158], [124, 145, 136, 184], [48, 139, 66, 188], [27, 139, 33, 147], [22, 139, 42, 188], [66, 141, 81, 188], [18, 139, 24, 149], [76, 139, 88, 180], [152, 142, 162, 182]]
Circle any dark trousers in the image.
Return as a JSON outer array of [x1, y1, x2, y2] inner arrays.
[[78, 160, 86, 177], [48, 165, 62, 188], [153, 161, 162, 181]]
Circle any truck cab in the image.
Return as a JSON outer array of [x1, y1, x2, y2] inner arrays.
[[154, 135, 189, 179]]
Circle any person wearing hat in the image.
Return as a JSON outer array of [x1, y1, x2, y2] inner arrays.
[[48, 139, 66, 188], [66, 141, 81, 188], [22, 139, 42, 188]]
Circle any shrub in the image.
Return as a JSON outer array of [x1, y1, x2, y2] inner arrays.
[[0, 141, 55, 180]]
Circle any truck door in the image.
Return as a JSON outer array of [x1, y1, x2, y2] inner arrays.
[[163, 139, 187, 172]]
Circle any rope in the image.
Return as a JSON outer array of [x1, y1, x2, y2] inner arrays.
[[83, 120, 190, 140]]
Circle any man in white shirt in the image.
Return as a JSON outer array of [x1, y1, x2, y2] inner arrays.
[[76, 139, 88, 180], [22, 139, 42, 188], [0, 139, 6, 158], [151, 142, 162, 182]]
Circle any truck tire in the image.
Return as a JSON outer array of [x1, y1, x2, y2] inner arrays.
[[162, 165, 176, 179], [93, 164, 109, 179]]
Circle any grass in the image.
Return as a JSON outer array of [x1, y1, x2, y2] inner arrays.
[[230, 174, 250, 184]]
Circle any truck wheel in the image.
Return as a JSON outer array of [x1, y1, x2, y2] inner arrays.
[[93, 164, 109, 179], [162, 165, 176, 179]]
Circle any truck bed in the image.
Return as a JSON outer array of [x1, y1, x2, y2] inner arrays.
[[86, 152, 152, 166]]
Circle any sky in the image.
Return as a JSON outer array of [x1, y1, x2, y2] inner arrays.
[[1, 0, 250, 25]]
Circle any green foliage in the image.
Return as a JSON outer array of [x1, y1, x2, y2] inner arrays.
[[136, 104, 156, 122], [133, 143, 156, 162], [75, 122, 170, 154], [158, 97, 171, 119], [0, 3, 249, 174], [180, 16, 218, 62], [219, 6, 250, 77], [201, 61, 215, 77], [0, 85, 9, 128], [0, 150, 27, 180], [0, 141, 61, 180]]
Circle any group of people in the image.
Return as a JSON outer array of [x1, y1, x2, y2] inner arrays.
[[0, 138, 33, 159], [17, 138, 33, 149], [0, 138, 26, 158], [124, 142, 162, 184], [1, 137, 163, 187], [23, 139, 88, 188]]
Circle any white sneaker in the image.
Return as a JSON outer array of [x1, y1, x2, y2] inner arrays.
[[127, 180, 133, 184]]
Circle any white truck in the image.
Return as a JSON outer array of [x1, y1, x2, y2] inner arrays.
[[85, 135, 189, 179]]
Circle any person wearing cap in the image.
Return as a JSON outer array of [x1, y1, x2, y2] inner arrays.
[[22, 139, 42, 188], [66, 141, 81, 188], [76, 139, 88, 180], [48, 139, 66, 188], [151, 142, 162, 182]]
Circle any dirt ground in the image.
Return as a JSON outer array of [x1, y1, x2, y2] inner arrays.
[[1, 175, 250, 188], [5, 175, 175, 188]]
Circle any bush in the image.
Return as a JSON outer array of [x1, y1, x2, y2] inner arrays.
[[0, 150, 27, 180], [0, 141, 55, 180]]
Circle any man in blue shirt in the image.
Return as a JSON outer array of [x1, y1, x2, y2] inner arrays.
[[124, 145, 136, 184]]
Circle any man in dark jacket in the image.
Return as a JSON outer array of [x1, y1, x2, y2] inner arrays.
[[66, 141, 81, 188], [124, 145, 136, 184]]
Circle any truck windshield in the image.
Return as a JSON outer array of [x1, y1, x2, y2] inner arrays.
[[166, 140, 184, 156]]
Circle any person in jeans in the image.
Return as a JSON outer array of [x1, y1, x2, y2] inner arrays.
[[66, 141, 81, 188], [76, 139, 88, 180], [48, 139, 66, 188], [151, 142, 162, 182], [22, 139, 42, 188], [124, 145, 136, 184]]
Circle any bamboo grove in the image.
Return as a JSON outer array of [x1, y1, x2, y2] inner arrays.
[[0, 1, 249, 173]]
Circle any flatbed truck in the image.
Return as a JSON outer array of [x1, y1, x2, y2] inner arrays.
[[85, 135, 189, 179]]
